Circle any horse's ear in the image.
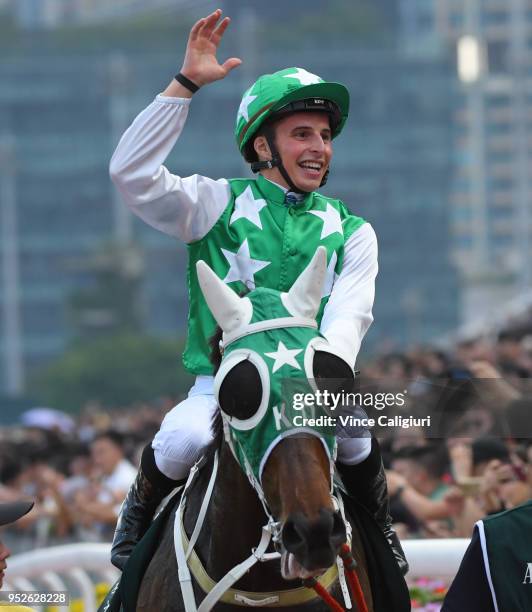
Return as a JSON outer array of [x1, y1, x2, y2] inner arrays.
[[196, 261, 252, 334], [282, 246, 327, 319]]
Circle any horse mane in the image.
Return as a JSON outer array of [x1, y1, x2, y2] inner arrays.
[[208, 325, 224, 374], [208, 410, 223, 453]]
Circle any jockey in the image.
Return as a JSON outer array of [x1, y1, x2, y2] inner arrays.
[[109, 9, 408, 575]]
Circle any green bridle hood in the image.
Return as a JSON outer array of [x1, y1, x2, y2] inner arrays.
[[197, 248, 340, 484]]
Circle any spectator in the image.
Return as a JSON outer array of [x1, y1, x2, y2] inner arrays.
[[72, 431, 136, 540], [392, 444, 451, 502], [468, 360, 521, 408], [496, 330, 532, 374], [445, 437, 530, 526], [471, 438, 530, 514], [388, 442, 489, 537]]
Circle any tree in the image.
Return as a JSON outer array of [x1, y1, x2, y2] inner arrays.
[[67, 242, 145, 340], [30, 334, 194, 412]]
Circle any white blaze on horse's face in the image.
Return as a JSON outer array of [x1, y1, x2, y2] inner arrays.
[[196, 247, 338, 485]]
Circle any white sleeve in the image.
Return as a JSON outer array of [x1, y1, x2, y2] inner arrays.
[[109, 95, 230, 243], [319, 223, 378, 369]]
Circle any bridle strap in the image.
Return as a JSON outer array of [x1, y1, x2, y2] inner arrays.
[[175, 450, 279, 612], [197, 525, 275, 612], [222, 317, 317, 348], [180, 519, 341, 609], [186, 451, 219, 559], [174, 449, 345, 611], [175, 462, 202, 612]]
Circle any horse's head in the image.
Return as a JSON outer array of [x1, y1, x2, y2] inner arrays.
[[197, 248, 353, 579]]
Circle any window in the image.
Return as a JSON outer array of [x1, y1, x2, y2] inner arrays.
[[487, 40, 510, 75], [483, 11, 509, 26], [450, 12, 463, 28], [486, 95, 510, 109]]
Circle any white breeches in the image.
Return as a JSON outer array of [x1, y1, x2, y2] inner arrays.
[[152, 376, 372, 480]]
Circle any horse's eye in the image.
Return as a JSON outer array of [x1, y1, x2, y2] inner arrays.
[[312, 351, 354, 395], [218, 360, 262, 420]]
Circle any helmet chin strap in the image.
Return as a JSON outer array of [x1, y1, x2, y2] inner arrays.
[[250, 128, 329, 194]]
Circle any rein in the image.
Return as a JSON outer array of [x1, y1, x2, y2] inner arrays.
[[302, 544, 369, 612], [173, 451, 369, 611]]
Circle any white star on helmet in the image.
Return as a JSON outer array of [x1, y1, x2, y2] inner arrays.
[[283, 68, 322, 86], [237, 91, 257, 123]]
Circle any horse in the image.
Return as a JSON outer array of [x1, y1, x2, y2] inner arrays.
[[124, 248, 408, 611]]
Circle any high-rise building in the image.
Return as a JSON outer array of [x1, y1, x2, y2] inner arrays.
[[0, 8, 458, 395], [10, 0, 216, 29], [327, 50, 458, 348], [437, 0, 532, 327]]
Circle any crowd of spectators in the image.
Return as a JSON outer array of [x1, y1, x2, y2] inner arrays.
[[373, 331, 532, 539], [0, 331, 531, 555], [0, 401, 172, 553]]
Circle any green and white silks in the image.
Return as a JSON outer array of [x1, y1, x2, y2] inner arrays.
[[185, 175, 365, 375], [197, 247, 345, 484]]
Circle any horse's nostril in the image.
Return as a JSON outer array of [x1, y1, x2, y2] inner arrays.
[[282, 515, 306, 555], [331, 511, 347, 549], [282, 510, 347, 572]]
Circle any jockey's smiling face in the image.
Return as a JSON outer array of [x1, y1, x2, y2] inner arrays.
[[254, 111, 333, 193]]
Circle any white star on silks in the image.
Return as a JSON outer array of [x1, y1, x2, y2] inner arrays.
[[265, 341, 303, 374], [322, 251, 338, 298], [308, 204, 344, 240], [221, 239, 270, 289], [283, 68, 322, 86], [237, 91, 257, 123], [230, 186, 267, 229]]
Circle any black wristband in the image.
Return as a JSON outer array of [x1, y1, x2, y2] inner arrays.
[[174, 72, 200, 94]]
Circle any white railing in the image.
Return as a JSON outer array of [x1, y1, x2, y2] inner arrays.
[[1, 539, 470, 609], [403, 538, 469, 578], [2, 543, 119, 612]]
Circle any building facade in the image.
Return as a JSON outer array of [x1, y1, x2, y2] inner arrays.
[[437, 0, 532, 329], [0, 8, 458, 395]]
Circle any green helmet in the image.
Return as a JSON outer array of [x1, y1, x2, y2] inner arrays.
[[235, 67, 349, 159]]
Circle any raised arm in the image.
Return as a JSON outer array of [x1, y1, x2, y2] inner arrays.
[[109, 10, 242, 243]]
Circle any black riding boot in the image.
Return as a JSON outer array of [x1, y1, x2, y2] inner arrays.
[[337, 437, 409, 576], [111, 444, 185, 570]]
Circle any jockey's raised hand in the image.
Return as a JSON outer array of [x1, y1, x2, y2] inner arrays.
[[163, 9, 241, 97]]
